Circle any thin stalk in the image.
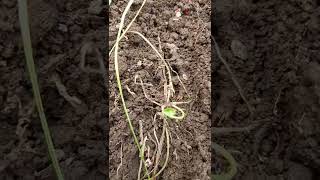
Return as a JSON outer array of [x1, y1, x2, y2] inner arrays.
[[127, 31, 173, 89], [152, 123, 170, 178], [212, 36, 254, 114], [18, 0, 64, 180], [109, 0, 147, 57], [113, 0, 151, 179], [127, 30, 190, 99]]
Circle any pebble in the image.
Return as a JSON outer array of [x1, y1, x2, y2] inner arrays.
[[55, 149, 65, 160], [58, 24, 68, 32], [88, 0, 103, 15], [231, 39, 248, 60]]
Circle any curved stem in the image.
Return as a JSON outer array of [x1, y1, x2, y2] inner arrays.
[[212, 143, 237, 180], [114, 0, 150, 179], [127, 30, 173, 92], [109, 0, 147, 57]]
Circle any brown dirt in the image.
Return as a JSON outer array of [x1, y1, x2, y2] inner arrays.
[[213, 0, 320, 179], [0, 0, 106, 179], [109, 0, 211, 179]]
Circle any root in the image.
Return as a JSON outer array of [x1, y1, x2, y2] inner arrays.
[[40, 54, 65, 74], [138, 120, 153, 180], [212, 35, 254, 114], [135, 75, 161, 106], [80, 42, 107, 88], [51, 73, 83, 108], [273, 87, 283, 115], [151, 119, 170, 179], [15, 97, 34, 147], [213, 120, 269, 136], [116, 143, 123, 178], [147, 131, 158, 164], [152, 118, 166, 176], [125, 85, 137, 97]]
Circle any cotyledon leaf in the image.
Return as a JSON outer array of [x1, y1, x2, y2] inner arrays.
[[163, 107, 177, 118]]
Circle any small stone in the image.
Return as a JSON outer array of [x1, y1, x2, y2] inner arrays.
[[0, 61, 7, 67], [88, 0, 103, 15], [182, 73, 188, 80], [298, 0, 315, 12], [132, 0, 143, 4], [171, 32, 179, 40], [175, 8, 182, 17], [231, 39, 248, 60], [266, 158, 284, 174], [137, 60, 142, 66], [55, 149, 65, 160], [58, 24, 68, 32]]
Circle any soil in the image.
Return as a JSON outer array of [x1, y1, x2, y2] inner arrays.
[[0, 0, 107, 179], [213, 0, 320, 179], [109, 0, 211, 179]]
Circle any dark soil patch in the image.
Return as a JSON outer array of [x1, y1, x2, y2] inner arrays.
[[0, 0, 106, 179], [109, 0, 211, 179], [213, 0, 320, 179]]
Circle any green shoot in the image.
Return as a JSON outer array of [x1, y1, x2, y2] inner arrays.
[[18, 0, 64, 180]]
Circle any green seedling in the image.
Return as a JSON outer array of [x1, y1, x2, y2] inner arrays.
[[163, 107, 177, 117], [18, 0, 64, 179], [111, 0, 191, 179]]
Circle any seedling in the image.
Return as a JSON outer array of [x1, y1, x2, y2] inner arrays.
[[110, 0, 191, 179]]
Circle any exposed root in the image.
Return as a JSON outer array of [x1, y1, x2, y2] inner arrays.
[[152, 118, 166, 176], [80, 42, 107, 88], [15, 97, 34, 147], [212, 35, 254, 114], [40, 54, 66, 74], [135, 75, 161, 106], [125, 85, 137, 97], [273, 87, 283, 115], [173, 148, 178, 161], [147, 131, 158, 164], [213, 120, 270, 136], [138, 120, 154, 180], [51, 73, 83, 108], [116, 143, 123, 178]]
